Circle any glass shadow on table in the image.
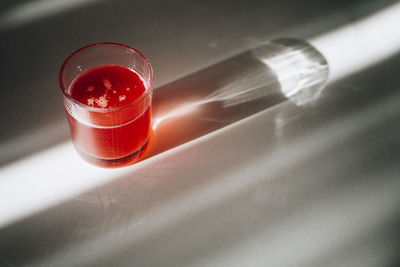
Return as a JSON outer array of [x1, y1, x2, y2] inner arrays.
[[143, 38, 329, 159]]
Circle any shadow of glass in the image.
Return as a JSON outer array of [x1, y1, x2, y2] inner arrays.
[[144, 38, 328, 159]]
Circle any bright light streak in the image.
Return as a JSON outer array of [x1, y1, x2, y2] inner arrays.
[[0, 141, 134, 228], [152, 102, 203, 130], [310, 2, 400, 82], [0, 0, 103, 31]]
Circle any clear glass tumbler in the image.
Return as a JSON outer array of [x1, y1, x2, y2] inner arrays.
[[59, 43, 153, 168]]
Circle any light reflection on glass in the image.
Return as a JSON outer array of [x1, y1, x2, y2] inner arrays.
[[256, 39, 329, 106]]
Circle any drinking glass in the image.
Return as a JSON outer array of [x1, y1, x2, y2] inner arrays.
[[59, 43, 153, 167]]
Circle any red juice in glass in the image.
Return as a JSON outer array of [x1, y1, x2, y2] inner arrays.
[[59, 43, 153, 167]]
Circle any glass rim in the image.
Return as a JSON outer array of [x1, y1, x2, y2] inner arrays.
[[59, 42, 153, 113]]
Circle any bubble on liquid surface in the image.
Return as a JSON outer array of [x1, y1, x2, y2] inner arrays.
[[103, 79, 112, 90], [87, 97, 95, 106], [126, 87, 130, 91], [96, 94, 108, 108], [87, 85, 95, 92], [119, 95, 126, 101]]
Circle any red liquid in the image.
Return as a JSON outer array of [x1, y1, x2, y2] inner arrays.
[[66, 64, 151, 166]]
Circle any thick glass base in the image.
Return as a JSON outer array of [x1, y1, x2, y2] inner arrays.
[[75, 139, 149, 168]]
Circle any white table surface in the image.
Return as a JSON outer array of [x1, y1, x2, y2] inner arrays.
[[1, 0, 400, 266]]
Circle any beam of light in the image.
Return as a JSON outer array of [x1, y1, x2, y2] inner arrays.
[[309, 2, 400, 82], [0, 120, 67, 166], [0, 141, 135, 228], [0, 0, 103, 31], [152, 101, 203, 130]]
